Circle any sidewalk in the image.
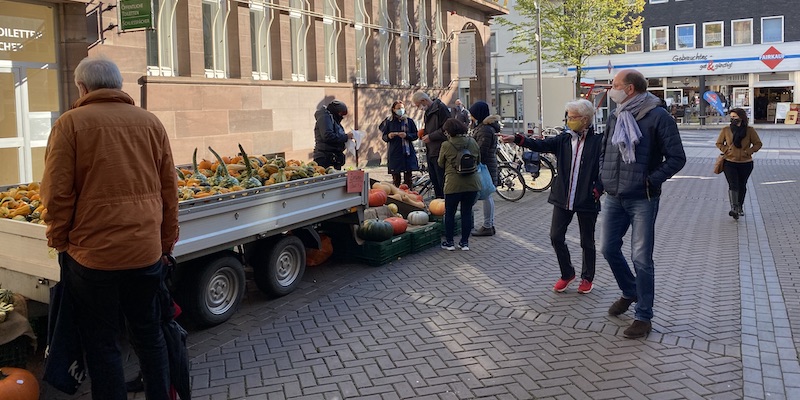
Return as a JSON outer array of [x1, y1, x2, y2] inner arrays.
[[51, 129, 800, 399]]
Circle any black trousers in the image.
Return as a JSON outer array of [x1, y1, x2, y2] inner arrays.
[[723, 160, 754, 204], [427, 156, 446, 199], [550, 206, 598, 281]]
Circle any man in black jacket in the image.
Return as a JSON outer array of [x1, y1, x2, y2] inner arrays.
[[600, 69, 686, 339], [503, 99, 603, 295], [412, 91, 452, 198]]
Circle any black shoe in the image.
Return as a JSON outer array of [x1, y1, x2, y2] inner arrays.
[[126, 372, 144, 393], [608, 296, 637, 316], [623, 320, 652, 339], [471, 226, 496, 236]]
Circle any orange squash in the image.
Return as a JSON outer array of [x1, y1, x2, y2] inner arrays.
[[428, 199, 445, 216], [368, 189, 388, 207], [384, 217, 408, 235], [0, 367, 39, 400]]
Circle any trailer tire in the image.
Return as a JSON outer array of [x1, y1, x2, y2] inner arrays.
[[252, 235, 306, 297], [181, 253, 245, 326]]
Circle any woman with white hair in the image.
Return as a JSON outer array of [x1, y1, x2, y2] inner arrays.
[[500, 99, 604, 295]]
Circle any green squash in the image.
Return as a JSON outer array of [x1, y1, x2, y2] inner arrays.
[[357, 219, 394, 242]]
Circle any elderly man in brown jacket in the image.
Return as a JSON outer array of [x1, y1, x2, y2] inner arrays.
[[41, 57, 179, 400]]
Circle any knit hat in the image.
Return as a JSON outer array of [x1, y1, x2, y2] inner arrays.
[[468, 101, 490, 124], [326, 100, 348, 116]]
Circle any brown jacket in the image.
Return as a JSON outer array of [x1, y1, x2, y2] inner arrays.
[[41, 89, 179, 270], [715, 126, 762, 163]]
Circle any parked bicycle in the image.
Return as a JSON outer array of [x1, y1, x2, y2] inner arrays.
[[495, 132, 558, 196]]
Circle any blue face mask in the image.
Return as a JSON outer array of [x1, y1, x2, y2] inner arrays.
[[395, 108, 405, 117]]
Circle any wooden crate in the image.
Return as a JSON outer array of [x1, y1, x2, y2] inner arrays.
[[0, 219, 57, 303]]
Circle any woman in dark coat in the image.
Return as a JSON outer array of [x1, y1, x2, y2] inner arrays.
[[381, 100, 419, 187], [468, 101, 500, 236]]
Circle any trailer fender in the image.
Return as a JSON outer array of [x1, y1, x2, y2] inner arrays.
[[292, 226, 321, 249]]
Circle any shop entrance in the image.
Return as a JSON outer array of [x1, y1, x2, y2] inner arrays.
[[754, 87, 794, 123]]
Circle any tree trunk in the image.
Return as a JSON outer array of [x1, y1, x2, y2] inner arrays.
[[575, 66, 582, 98]]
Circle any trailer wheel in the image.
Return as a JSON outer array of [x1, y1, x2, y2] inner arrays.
[[182, 253, 245, 326], [252, 235, 306, 297]]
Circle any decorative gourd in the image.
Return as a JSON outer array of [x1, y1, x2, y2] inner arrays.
[[368, 189, 388, 207], [306, 234, 333, 267], [407, 211, 429, 225], [357, 219, 394, 242], [371, 182, 394, 196], [428, 199, 446, 216], [0, 367, 39, 400], [384, 217, 408, 235], [386, 203, 399, 216]]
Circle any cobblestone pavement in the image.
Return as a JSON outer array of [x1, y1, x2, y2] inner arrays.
[[46, 128, 800, 399]]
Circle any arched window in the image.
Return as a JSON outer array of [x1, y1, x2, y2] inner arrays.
[[202, 0, 228, 78], [146, 0, 178, 76], [249, 0, 273, 80]]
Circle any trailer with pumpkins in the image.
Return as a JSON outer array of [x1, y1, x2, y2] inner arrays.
[[0, 148, 446, 326]]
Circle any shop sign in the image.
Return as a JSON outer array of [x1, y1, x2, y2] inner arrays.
[[699, 60, 733, 71], [760, 46, 784, 70], [119, 0, 153, 31]]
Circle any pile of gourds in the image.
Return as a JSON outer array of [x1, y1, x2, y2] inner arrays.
[[0, 183, 45, 224], [176, 145, 338, 201]]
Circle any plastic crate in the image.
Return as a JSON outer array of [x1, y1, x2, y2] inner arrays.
[[352, 232, 412, 266], [407, 222, 441, 253], [0, 335, 32, 368]]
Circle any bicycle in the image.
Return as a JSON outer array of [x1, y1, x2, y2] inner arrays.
[[496, 135, 557, 194]]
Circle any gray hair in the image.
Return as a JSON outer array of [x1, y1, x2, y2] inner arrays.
[[411, 91, 431, 104], [565, 99, 595, 119], [74, 56, 123, 91]]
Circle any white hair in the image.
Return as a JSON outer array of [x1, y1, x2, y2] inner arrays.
[[565, 99, 595, 119], [74, 56, 123, 91], [411, 91, 431, 104]]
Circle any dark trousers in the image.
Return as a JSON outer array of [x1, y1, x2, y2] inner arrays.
[[392, 171, 413, 187], [444, 191, 478, 245], [550, 206, 598, 282], [427, 156, 446, 199], [723, 160, 754, 204], [62, 253, 170, 400]]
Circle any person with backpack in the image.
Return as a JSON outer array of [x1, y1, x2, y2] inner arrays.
[[438, 118, 481, 251], [380, 100, 419, 187], [468, 101, 501, 237]]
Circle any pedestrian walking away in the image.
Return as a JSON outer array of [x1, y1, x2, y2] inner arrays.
[[412, 91, 452, 199], [468, 101, 501, 237], [502, 99, 603, 294], [600, 69, 686, 339], [438, 118, 481, 251], [715, 108, 762, 220], [41, 56, 179, 400], [380, 100, 420, 188]]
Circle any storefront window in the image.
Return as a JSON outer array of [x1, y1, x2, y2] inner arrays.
[[675, 24, 695, 50], [0, 2, 56, 63], [703, 21, 723, 47], [649, 26, 668, 51], [732, 19, 752, 46], [761, 16, 783, 44]]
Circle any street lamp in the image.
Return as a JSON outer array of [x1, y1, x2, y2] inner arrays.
[[491, 54, 504, 115]]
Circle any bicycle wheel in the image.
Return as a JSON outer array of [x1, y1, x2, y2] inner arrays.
[[495, 165, 526, 202], [524, 157, 555, 192], [417, 181, 435, 202]]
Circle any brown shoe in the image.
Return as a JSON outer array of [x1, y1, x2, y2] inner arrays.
[[608, 296, 637, 316], [471, 226, 496, 236], [623, 320, 652, 339]]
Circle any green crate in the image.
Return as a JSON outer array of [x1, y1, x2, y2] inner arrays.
[[435, 212, 462, 236], [407, 222, 441, 253], [0, 335, 32, 369], [352, 232, 412, 266]]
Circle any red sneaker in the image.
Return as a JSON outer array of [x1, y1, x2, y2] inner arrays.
[[553, 276, 576, 292], [577, 279, 593, 294]]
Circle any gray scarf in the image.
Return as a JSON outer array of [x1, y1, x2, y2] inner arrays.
[[612, 92, 662, 163]]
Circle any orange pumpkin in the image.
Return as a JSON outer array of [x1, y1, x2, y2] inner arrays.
[[306, 234, 333, 266], [368, 189, 388, 207], [398, 184, 409, 191], [384, 217, 408, 235], [0, 367, 39, 400], [428, 199, 445, 216]]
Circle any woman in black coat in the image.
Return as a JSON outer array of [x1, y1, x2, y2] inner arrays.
[[469, 101, 500, 236], [501, 99, 603, 295], [381, 100, 419, 187]]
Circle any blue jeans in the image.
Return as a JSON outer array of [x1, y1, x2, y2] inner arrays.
[[444, 191, 478, 245], [600, 195, 660, 322], [63, 253, 170, 400], [477, 195, 495, 228]]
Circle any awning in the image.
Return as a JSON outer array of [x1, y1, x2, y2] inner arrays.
[[753, 80, 795, 88]]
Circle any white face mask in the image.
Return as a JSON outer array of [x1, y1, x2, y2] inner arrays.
[[395, 108, 405, 116], [608, 88, 628, 104]]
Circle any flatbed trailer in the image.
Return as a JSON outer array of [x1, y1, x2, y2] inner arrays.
[[0, 171, 368, 325]]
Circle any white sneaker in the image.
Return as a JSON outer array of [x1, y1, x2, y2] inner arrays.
[[441, 242, 455, 251], [457, 242, 470, 251]]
